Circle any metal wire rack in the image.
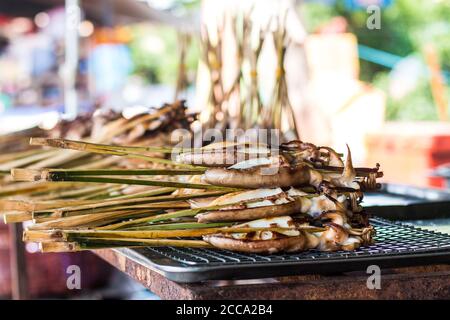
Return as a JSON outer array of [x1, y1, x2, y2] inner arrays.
[[125, 217, 450, 282]]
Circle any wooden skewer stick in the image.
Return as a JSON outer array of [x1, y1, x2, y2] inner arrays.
[[29, 138, 267, 155], [0, 150, 58, 171], [25, 226, 326, 243], [31, 138, 182, 154], [75, 226, 325, 239], [11, 168, 238, 191], [3, 211, 33, 223], [95, 207, 209, 230], [0, 181, 86, 198], [43, 190, 228, 216], [13, 168, 206, 181], [25, 222, 233, 241], [32, 184, 119, 201], [39, 238, 213, 252], [87, 187, 176, 201], [28, 209, 161, 230], [32, 202, 190, 220], [29, 138, 204, 169], [123, 221, 233, 231]]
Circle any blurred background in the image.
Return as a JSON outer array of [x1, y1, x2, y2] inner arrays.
[[0, 0, 449, 299]]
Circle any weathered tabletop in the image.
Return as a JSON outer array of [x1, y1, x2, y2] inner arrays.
[[94, 249, 450, 299]]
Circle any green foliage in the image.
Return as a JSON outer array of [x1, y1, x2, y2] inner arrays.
[[300, 0, 450, 121], [300, 2, 335, 33], [372, 72, 442, 121], [127, 0, 201, 85], [128, 24, 200, 85]]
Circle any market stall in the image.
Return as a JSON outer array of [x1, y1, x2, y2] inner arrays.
[[1, 0, 450, 301]]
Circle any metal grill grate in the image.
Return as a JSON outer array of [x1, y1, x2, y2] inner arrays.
[[143, 218, 450, 267]]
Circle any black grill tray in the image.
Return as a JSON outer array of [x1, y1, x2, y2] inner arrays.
[[363, 184, 450, 220], [116, 217, 450, 283]]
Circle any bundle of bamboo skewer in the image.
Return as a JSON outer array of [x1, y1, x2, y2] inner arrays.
[[0, 101, 196, 224], [198, 6, 301, 141], [2, 135, 382, 254]]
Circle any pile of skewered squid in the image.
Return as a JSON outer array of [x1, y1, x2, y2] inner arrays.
[[175, 141, 380, 253], [4, 138, 382, 254]]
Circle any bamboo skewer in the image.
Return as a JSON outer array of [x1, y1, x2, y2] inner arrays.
[[40, 238, 213, 252], [11, 170, 238, 191], [0, 148, 48, 164], [30, 137, 338, 159], [28, 209, 162, 230], [32, 202, 190, 220], [32, 184, 118, 201], [30, 138, 203, 169], [74, 155, 121, 170], [123, 221, 234, 231], [94, 187, 176, 201], [0, 181, 86, 198], [3, 211, 33, 223], [78, 226, 326, 239], [98, 103, 184, 142], [0, 150, 59, 171], [25, 226, 326, 243], [39, 190, 228, 216], [29, 149, 89, 169], [31, 138, 184, 154], [0, 198, 88, 211], [69, 185, 125, 200], [1, 188, 222, 223], [93, 197, 275, 230], [15, 168, 206, 180], [94, 207, 208, 230]]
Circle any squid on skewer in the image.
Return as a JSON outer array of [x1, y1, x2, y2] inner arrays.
[[176, 140, 345, 168], [201, 146, 382, 191], [191, 187, 368, 227], [203, 215, 375, 254]]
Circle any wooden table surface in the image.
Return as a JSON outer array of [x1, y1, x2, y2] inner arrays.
[[94, 249, 450, 299]]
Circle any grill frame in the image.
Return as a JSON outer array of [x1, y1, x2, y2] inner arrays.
[[363, 183, 450, 220], [116, 217, 450, 283]]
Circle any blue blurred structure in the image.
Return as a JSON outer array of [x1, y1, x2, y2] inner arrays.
[[88, 43, 133, 96], [344, 0, 393, 10], [358, 44, 450, 83]]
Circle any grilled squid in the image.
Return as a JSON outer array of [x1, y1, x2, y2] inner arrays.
[[203, 216, 375, 253], [176, 140, 345, 169], [176, 142, 270, 167], [202, 156, 324, 189], [193, 187, 352, 223], [329, 145, 359, 189], [195, 188, 310, 223], [203, 234, 307, 254], [281, 140, 344, 167], [203, 216, 307, 254], [319, 146, 344, 167], [201, 145, 364, 192], [309, 222, 375, 251], [184, 142, 380, 254]]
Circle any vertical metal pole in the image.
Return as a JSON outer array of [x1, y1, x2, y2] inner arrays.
[[102, 0, 114, 27], [9, 223, 28, 300], [64, 0, 80, 119]]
